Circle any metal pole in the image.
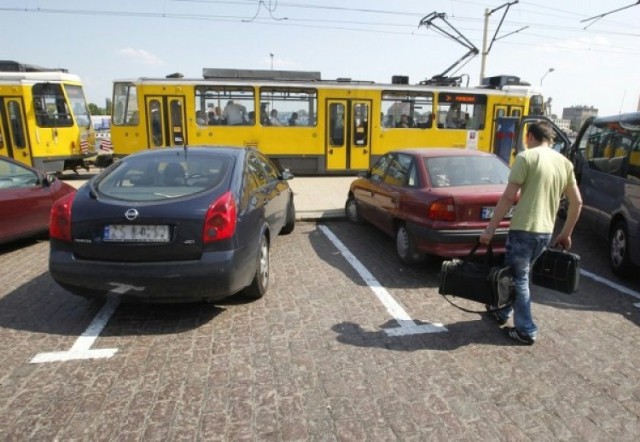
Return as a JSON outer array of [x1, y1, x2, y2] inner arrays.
[[270, 53, 274, 70], [479, 8, 489, 83]]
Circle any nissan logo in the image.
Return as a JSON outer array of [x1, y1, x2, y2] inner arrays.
[[125, 209, 139, 221]]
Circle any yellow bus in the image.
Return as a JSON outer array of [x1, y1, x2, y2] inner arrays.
[[111, 69, 543, 174], [0, 61, 95, 174]]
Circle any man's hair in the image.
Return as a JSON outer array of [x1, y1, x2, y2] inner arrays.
[[527, 121, 555, 143]]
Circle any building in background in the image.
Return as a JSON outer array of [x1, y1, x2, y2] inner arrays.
[[562, 105, 598, 132]]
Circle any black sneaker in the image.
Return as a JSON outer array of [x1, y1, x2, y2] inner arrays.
[[485, 305, 508, 326], [504, 327, 535, 346]]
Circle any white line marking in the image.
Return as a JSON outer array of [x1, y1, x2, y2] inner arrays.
[[30, 283, 143, 363], [319, 225, 446, 336], [580, 269, 640, 305]]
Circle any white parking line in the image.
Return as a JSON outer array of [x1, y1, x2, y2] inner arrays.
[[580, 269, 640, 305], [319, 225, 446, 336], [30, 283, 143, 363]]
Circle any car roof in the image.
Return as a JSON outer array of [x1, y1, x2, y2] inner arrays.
[[130, 146, 250, 159], [390, 148, 494, 158]]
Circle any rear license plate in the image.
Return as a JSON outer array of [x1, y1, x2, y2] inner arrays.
[[481, 206, 515, 220], [103, 225, 170, 243]]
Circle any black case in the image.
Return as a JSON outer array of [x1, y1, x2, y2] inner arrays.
[[439, 243, 513, 307], [531, 249, 580, 294]]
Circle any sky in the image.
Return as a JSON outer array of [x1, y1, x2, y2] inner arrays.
[[2, 0, 639, 117]]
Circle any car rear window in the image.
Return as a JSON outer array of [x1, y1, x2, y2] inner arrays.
[[95, 153, 234, 201], [425, 155, 510, 187]]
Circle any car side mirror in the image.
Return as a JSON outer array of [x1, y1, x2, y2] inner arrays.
[[43, 172, 57, 187], [281, 169, 294, 180]]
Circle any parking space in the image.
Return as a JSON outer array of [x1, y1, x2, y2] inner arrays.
[[1, 221, 639, 440]]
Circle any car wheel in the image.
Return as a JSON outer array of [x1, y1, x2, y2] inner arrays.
[[396, 224, 424, 265], [345, 196, 363, 224], [244, 234, 269, 299], [610, 220, 633, 277], [280, 197, 295, 235]]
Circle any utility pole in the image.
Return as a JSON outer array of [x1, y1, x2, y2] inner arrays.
[[480, 9, 490, 84], [478, 1, 526, 83]]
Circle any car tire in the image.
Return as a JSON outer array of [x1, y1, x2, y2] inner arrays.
[[345, 196, 364, 224], [610, 220, 633, 277], [280, 197, 295, 235], [244, 234, 270, 299], [396, 224, 424, 265]]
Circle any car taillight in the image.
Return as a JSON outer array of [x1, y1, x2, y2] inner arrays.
[[427, 197, 456, 221], [203, 191, 237, 243], [50, 192, 75, 243]]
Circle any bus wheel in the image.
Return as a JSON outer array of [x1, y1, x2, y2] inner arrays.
[[396, 224, 424, 265], [610, 220, 633, 277]]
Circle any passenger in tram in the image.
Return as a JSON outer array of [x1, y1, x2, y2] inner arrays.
[[270, 109, 283, 126], [223, 100, 245, 125], [208, 106, 223, 125], [247, 111, 256, 125], [196, 110, 207, 125], [445, 103, 465, 128], [398, 114, 411, 128], [288, 112, 298, 126]]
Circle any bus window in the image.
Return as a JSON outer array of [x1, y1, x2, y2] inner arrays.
[[7, 101, 26, 148], [65, 84, 91, 128], [382, 91, 433, 128], [195, 86, 254, 126], [113, 82, 139, 126], [259, 87, 317, 127], [329, 103, 344, 146], [438, 93, 487, 130], [33, 83, 73, 128]]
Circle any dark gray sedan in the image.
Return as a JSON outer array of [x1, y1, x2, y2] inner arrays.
[[49, 146, 295, 302]]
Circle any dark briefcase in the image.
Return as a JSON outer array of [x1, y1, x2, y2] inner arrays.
[[531, 248, 580, 294], [439, 243, 513, 308]]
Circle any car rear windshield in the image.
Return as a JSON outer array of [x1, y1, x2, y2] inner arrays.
[[424, 155, 510, 188], [95, 153, 234, 201]]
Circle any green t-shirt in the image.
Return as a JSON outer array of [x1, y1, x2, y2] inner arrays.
[[509, 147, 576, 233]]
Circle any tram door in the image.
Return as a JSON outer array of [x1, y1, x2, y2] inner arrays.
[[326, 99, 371, 171], [492, 104, 525, 162], [0, 97, 31, 166], [145, 95, 186, 148]]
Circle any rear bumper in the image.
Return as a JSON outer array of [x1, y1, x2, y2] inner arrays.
[[407, 222, 508, 257], [49, 244, 255, 303]]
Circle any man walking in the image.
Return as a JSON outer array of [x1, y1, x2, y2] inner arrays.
[[479, 121, 582, 345]]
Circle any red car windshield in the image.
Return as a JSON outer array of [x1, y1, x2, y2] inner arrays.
[[424, 155, 510, 188]]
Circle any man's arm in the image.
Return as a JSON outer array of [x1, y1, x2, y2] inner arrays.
[[479, 182, 520, 245], [553, 183, 582, 250]]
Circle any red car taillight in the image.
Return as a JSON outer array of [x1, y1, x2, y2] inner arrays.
[[427, 197, 456, 221], [203, 191, 237, 243], [50, 192, 75, 243]]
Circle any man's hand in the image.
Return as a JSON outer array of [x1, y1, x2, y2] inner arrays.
[[553, 234, 572, 250], [479, 230, 493, 245]]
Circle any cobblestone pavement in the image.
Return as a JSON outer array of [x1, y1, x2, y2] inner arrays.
[[0, 220, 639, 441]]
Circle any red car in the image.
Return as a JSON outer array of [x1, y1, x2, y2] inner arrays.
[[345, 148, 515, 264], [0, 156, 76, 246]]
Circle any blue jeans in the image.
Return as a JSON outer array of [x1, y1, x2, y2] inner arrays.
[[495, 230, 551, 338]]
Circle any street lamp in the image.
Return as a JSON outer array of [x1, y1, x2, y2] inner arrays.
[[540, 67, 555, 86], [270, 53, 274, 70]]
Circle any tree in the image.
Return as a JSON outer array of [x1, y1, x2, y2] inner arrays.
[[88, 103, 106, 115]]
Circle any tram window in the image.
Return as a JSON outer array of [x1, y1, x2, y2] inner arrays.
[[437, 93, 487, 130], [195, 86, 254, 126], [382, 91, 433, 129], [149, 100, 163, 147], [113, 82, 139, 126], [65, 85, 91, 128], [33, 83, 73, 128], [259, 87, 317, 127], [329, 103, 344, 146], [7, 101, 26, 148]]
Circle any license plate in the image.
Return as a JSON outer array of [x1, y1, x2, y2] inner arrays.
[[103, 225, 170, 243], [481, 206, 515, 220]]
